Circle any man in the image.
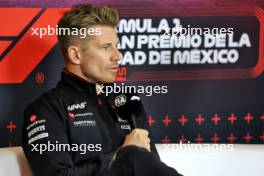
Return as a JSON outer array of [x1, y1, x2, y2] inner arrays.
[[22, 4, 182, 176]]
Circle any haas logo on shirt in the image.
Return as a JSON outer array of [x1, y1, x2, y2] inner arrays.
[[68, 102, 87, 111]]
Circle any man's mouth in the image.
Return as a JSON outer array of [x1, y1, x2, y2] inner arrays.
[[108, 66, 119, 72]]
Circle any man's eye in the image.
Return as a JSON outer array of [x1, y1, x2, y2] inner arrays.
[[102, 46, 110, 50]]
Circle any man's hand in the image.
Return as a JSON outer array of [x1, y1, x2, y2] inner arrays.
[[122, 128, 151, 152]]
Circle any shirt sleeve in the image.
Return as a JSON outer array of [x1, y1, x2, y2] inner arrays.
[[22, 99, 114, 176]]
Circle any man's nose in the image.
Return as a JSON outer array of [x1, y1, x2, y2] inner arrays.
[[111, 47, 122, 61]]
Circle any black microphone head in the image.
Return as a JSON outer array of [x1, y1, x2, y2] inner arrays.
[[113, 93, 142, 123]]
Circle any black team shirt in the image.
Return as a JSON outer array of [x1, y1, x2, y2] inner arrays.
[[22, 70, 159, 176]]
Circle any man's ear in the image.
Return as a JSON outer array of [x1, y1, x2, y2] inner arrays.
[[67, 45, 82, 65]]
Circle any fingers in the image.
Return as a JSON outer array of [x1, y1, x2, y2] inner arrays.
[[146, 138, 150, 144], [132, 128, 151, 152], [131, 128, 149, 137], [122, 128, 151, 152], [131, 128, 150, 145], [144, 140, 151, 152]]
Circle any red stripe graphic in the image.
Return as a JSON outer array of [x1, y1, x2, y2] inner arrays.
[[0, 8, 40, 36], [0, 41, 12, 55], [0, 8, 68, 84]]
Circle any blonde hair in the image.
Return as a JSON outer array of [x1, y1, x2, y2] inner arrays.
[[57, 4, 119, 54]]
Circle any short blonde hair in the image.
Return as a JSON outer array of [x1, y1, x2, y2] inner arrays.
[[57, 4, 119, 54]]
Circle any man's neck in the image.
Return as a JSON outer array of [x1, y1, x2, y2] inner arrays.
[[64, 66, 104, 95]]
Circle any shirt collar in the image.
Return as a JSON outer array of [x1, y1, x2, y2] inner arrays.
[[60, 69, 97, 95]]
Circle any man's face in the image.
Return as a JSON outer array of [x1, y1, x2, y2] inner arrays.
[[79, 25, 122, 84]]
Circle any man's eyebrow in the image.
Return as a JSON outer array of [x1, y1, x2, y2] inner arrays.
[[99, 43, 111, 47], [100, 40, 120, 47]]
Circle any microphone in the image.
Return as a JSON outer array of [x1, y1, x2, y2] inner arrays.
[[113, 93, 142, 129]]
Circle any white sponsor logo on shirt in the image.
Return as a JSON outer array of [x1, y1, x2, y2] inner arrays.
[[28, 133, 49, 144], [73, 120, 96, 127], [28, 125, 45, 138], [68, 102, 87, 111], [26, 119, 46, 131]]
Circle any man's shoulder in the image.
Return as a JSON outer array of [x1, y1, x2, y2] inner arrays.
[[26, 86, 65, 111], [25, 81, 89, 112]]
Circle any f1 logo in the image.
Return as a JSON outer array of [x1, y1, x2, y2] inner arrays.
[[0, 8, 67, 84]]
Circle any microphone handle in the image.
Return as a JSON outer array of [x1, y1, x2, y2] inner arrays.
[[130, 114, 138, 129]]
